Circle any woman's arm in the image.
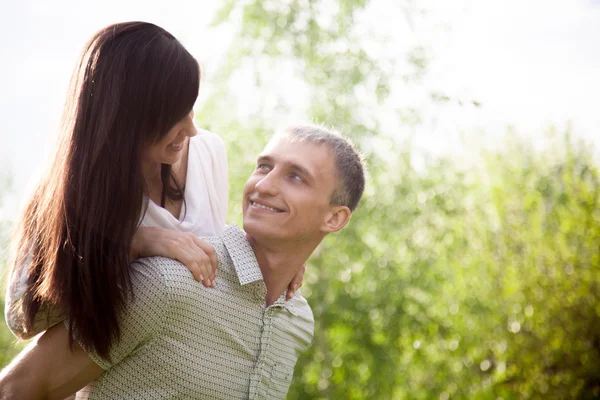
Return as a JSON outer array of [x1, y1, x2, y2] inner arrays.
[[131, 227, 218, 288], [0, 323, 103, 400], [4, 224, 218, 341]]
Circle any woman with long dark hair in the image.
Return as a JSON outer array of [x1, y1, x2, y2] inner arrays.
[[2, 22, 307, 363]]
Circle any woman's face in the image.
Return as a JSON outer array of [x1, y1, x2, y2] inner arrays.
[[141, 111, 198, 167]]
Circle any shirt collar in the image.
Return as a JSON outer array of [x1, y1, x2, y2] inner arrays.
[[221, 224, 264, 286]]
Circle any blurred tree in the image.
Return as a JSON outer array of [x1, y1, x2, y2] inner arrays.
[[201, 1, 600, 399], [477, 133, 600, 399]]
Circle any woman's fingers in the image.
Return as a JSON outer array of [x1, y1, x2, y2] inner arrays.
[[192, 237, 218, 281], [134, 227, 216, 288], [169, 233, 214, 288], [175, 247, 211, 287], [286, 263, 306, 300], [187, 242, 215, 288]]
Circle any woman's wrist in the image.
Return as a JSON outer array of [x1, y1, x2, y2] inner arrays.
[[130, 227, 151, 261]]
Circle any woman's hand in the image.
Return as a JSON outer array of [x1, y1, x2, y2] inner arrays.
[[286, 263, 305, 300], [131, 227, 217, 288]]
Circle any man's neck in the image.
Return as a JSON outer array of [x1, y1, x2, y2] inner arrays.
[[247, 236, 317, 306]]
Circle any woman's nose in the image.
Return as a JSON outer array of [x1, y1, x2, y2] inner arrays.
[[186, 116, 198, 137]]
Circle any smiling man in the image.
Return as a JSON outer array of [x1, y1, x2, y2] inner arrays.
[[0, 124, 366, 400]]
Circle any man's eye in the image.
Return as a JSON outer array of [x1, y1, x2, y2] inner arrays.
[[290, 173, 303, 182], [257, 164, 271, 171]]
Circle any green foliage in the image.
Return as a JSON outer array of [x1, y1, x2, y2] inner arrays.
[[205, 117, 600, 399], [204, 0, 600, 398], [476, 135, 600, 399], [279, 132, 599, 399]]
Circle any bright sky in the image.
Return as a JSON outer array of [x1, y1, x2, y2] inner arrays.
[[424, 0, 600, 153], [1, 0, 599, 218]]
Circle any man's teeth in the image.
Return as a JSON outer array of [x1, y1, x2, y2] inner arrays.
[[252, 201, 279, 212]]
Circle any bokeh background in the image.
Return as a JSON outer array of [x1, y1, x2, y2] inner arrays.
[[1, 0, 600, 398]]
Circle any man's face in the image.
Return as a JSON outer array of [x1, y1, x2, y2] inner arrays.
[[242, 135, 339, 242]]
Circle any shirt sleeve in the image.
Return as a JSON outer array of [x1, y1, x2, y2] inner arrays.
[[4, 253, 66, 340], [86, 258, 169, 370]]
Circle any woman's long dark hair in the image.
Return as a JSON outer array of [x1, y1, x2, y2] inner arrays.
[[12, 22, 200, 359]]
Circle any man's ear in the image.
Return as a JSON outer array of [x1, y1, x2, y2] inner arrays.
[[321, 206, 352, 233]]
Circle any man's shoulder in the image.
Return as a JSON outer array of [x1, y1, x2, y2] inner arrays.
[[133, 230, 232, 269], [132, 236, 237, 286], [288, 291, 315, 324], [130, 225, 252, 295], [133, 237, 230, 284]]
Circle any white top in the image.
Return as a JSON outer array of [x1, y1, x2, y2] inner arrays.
[[4, 129, 228, 339], [141, 129, 229, 236], [77, 225, 314, 400]]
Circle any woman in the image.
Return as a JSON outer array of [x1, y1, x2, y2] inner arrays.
[[5, 21, 301, 361]]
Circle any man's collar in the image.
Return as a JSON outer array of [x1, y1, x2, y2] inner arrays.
[[221, 224, 264, 285]]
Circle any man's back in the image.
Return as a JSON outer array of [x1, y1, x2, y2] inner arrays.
[[78, 225, 314, 400]]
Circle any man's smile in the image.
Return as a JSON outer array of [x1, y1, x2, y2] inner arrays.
[[249, 200, 285, 213]]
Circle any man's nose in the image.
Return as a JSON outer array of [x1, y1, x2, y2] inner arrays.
[[254, 172, 279, 196]]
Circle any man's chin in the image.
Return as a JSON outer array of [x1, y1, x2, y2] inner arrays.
[[243, 220, 279, 241], [243, 219, 263, 235]]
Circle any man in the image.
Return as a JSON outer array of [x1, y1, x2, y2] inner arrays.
[[0, 124, 366, 399]]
